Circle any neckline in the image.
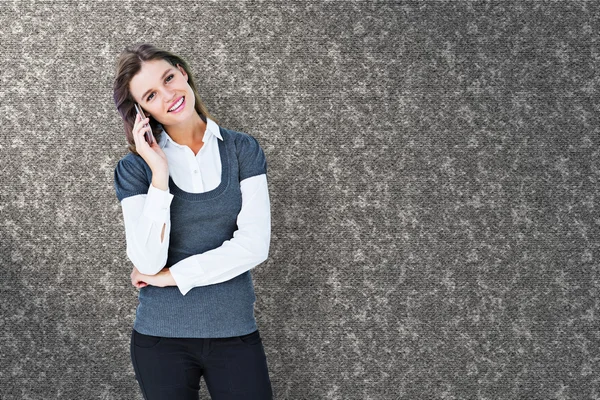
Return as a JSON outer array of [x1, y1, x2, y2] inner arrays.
[[167, 127, 230, 202]]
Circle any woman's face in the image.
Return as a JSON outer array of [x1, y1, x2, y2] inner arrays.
[[129, 59, 194, 124]]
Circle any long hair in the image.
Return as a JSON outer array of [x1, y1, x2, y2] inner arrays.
[[113, 43, 218, 154]]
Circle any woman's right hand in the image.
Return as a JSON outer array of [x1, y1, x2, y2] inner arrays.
[[130, 266, 149, 289], [133, 113, 168, 176]]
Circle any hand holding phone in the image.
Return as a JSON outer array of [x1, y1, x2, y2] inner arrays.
[[134, 103, 154, 145], [132, 103, 169, 184]]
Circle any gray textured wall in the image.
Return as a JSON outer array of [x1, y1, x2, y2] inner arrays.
[[1, 1, 598, 399]]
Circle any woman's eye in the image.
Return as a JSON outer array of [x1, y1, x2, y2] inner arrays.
[[146, 75, 175, 101]]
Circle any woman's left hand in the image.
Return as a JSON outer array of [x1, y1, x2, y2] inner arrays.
[[131, 266, 177, 288]]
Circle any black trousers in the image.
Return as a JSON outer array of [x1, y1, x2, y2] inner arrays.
[[130, 328, 273, 400]]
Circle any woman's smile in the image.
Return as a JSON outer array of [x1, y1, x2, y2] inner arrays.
[[167, 96, 186, 114]]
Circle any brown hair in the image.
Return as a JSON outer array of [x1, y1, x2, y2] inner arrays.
[[112, 43, 218, 154]]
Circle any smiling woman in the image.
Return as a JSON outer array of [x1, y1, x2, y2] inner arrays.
[[111, 43, 274, 400], [112, 44, 218, 155]]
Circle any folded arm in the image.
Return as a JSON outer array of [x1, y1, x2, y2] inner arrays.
[[169, 173, 271, 295], [120, 174, 271, 296]]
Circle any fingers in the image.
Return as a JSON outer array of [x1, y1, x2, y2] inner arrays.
[[133, 113, 151, 148], [132, 276, 148, 288], [131, 266, 149, 288]]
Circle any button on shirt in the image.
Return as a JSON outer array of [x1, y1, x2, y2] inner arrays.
[[119, 117, 271, 295]]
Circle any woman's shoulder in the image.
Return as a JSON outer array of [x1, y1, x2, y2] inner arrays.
[[218, 125, 256, 142], [219, 126, 263, 153], [115, 152, 147, 170], [117, 151, 142, 163], [113, 152, 153, 201], [114, 152, 152, 178]]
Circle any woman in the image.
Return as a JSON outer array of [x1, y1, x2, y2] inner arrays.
[[112, 43, 273, 400]]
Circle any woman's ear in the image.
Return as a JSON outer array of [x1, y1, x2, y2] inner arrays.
[[177, 64, 188, 80]]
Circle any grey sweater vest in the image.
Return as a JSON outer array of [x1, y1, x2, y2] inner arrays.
[[114, 126, 267, 338]]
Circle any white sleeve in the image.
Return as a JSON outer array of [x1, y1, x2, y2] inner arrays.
[[168, 173, 271, 296], [120, 184, 174, 275]]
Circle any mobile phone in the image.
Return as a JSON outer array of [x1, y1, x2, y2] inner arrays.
[[134, 103, 154, 144]]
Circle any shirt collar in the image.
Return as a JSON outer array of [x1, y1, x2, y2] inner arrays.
[[157, 116, 222, 149]]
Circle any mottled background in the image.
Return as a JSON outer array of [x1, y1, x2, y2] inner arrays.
[[1, 1, 599, 399]]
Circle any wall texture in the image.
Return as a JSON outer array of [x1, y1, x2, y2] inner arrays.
[[1, 1, 598, 399]]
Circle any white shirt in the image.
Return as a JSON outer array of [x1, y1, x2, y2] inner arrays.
[[120, 117, 271, 296]]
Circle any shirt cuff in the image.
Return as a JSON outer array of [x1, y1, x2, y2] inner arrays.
[[169, 257, 207, 296], [142, 183, 174, 224]]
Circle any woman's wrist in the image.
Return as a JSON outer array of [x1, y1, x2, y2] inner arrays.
[[147, 268, 176, 287], [151, 171, 169, 191], [159, 268, 177, 287]]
